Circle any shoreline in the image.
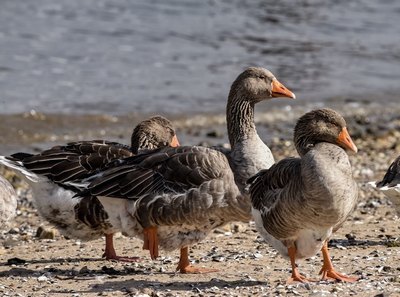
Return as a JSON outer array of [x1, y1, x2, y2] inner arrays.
[[0, 99, 399, 156]]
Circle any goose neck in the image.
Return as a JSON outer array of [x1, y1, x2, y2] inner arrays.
[[226, 94, 257, 148]]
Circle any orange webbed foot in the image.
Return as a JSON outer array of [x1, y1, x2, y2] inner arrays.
[[286, 246, 316, 283], [176, 264, 219, 274], [103, 233, 142, 262], [319, 268, 358, 282], [104, 253, 141, 262], [287, 269, 316, 284], [319, 241, 358, 282], [175, 246, 218, 274]]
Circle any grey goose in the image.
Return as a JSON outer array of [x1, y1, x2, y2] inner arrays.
[[78, 67, 296, 273], [249, 108, 358, 283], [0, 116, 179, 261], [0, 175, 17, 229]]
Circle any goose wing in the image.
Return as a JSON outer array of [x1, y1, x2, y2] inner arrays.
[[81, 145, 240, 227], [11, 140, 133, 184], [248, 157, 301, 211], [82, 145, 232, 200], [82, 146, 229, 199]]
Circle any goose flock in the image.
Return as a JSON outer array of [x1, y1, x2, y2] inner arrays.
[[0, 66, 397, 284]]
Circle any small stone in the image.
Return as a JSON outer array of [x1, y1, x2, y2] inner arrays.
[[7, 257, 26, 265], [232, 223, 247, 233], [253, 253, 263, 259], [36, 226, 58, 239], [212, 256, 225, 262], [79, 266, 90, 274], [8, 228, 20, 234], [37, 275, 48, 282]]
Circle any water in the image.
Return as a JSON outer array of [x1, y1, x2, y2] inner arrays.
[[0, 0, 399, 116]]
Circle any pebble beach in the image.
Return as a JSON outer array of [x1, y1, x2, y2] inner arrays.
[[1, 1, 400, 295], [0, 101, 399, 296]]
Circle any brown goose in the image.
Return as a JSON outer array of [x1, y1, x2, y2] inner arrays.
[[370, 156, 400, 214], [249, 108, 358, 283], [0, 175, 17, 229], [0, 116, 179, 261], [79, 67, 295, 273]]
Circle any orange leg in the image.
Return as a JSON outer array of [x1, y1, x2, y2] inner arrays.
[[176, 246, 218, 274], [142, 226, 159, 260], [319, 241, 358, 282], [287, 246, 314, 283], [103, 234, 141, 262]]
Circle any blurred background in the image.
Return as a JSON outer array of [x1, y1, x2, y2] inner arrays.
[[0, 0, 399, 153]]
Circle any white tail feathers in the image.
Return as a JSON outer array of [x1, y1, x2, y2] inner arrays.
[[0, 156, 43, 183]]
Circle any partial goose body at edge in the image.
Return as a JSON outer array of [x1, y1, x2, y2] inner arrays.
[[372, 155, 400, 214], [0, 141, 132, 240], [0, 175, 17, 229]]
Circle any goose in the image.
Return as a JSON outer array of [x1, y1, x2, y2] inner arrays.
[[371, 156, 400, 214], [0, 116, 179, 261], [78, 67, 296, 273], [248, 108, 359, 283], [0, 175, 17, 229]]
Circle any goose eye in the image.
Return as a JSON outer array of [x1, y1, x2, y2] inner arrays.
[[258, 75, 266, 80]]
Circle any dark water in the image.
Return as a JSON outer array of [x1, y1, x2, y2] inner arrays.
[[0, 0, 399, 116]]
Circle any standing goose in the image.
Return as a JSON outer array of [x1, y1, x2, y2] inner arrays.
[[249, 108, 359, 283], [0, 175, 17, 229], [370, 156, 400, 214], [79, 67, 295, 273], [0, 116, 179, 261]]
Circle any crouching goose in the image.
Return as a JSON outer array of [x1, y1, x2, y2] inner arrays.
[[249, 108, 359, 283], [370, 156, 400, 214], [0, 116, 179, 261], [78, 67, 296, 273], [0, 175, 17, 229]]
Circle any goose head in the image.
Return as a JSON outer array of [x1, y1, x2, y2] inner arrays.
[[130, 115, 179, 154], [227, 67, 295, 147], [229, 67, 296, 103], [294, 108, 358, 156]]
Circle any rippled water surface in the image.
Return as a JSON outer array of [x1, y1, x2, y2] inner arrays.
[[0, 0, 399, 115]]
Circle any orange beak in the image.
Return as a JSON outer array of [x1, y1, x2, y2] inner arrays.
[[337, 127, 357, 153], [170, 135, 180, 147], [271, 78, 296, 99]]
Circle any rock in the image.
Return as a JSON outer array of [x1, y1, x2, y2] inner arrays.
[[37, 275, 48, 282], [6, 257, 26, 265], [36, 226, 58, 239], [232, 223, 247, 233]]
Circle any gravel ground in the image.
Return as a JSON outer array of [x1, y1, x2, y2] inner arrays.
[[1, 104, 400, 297]]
